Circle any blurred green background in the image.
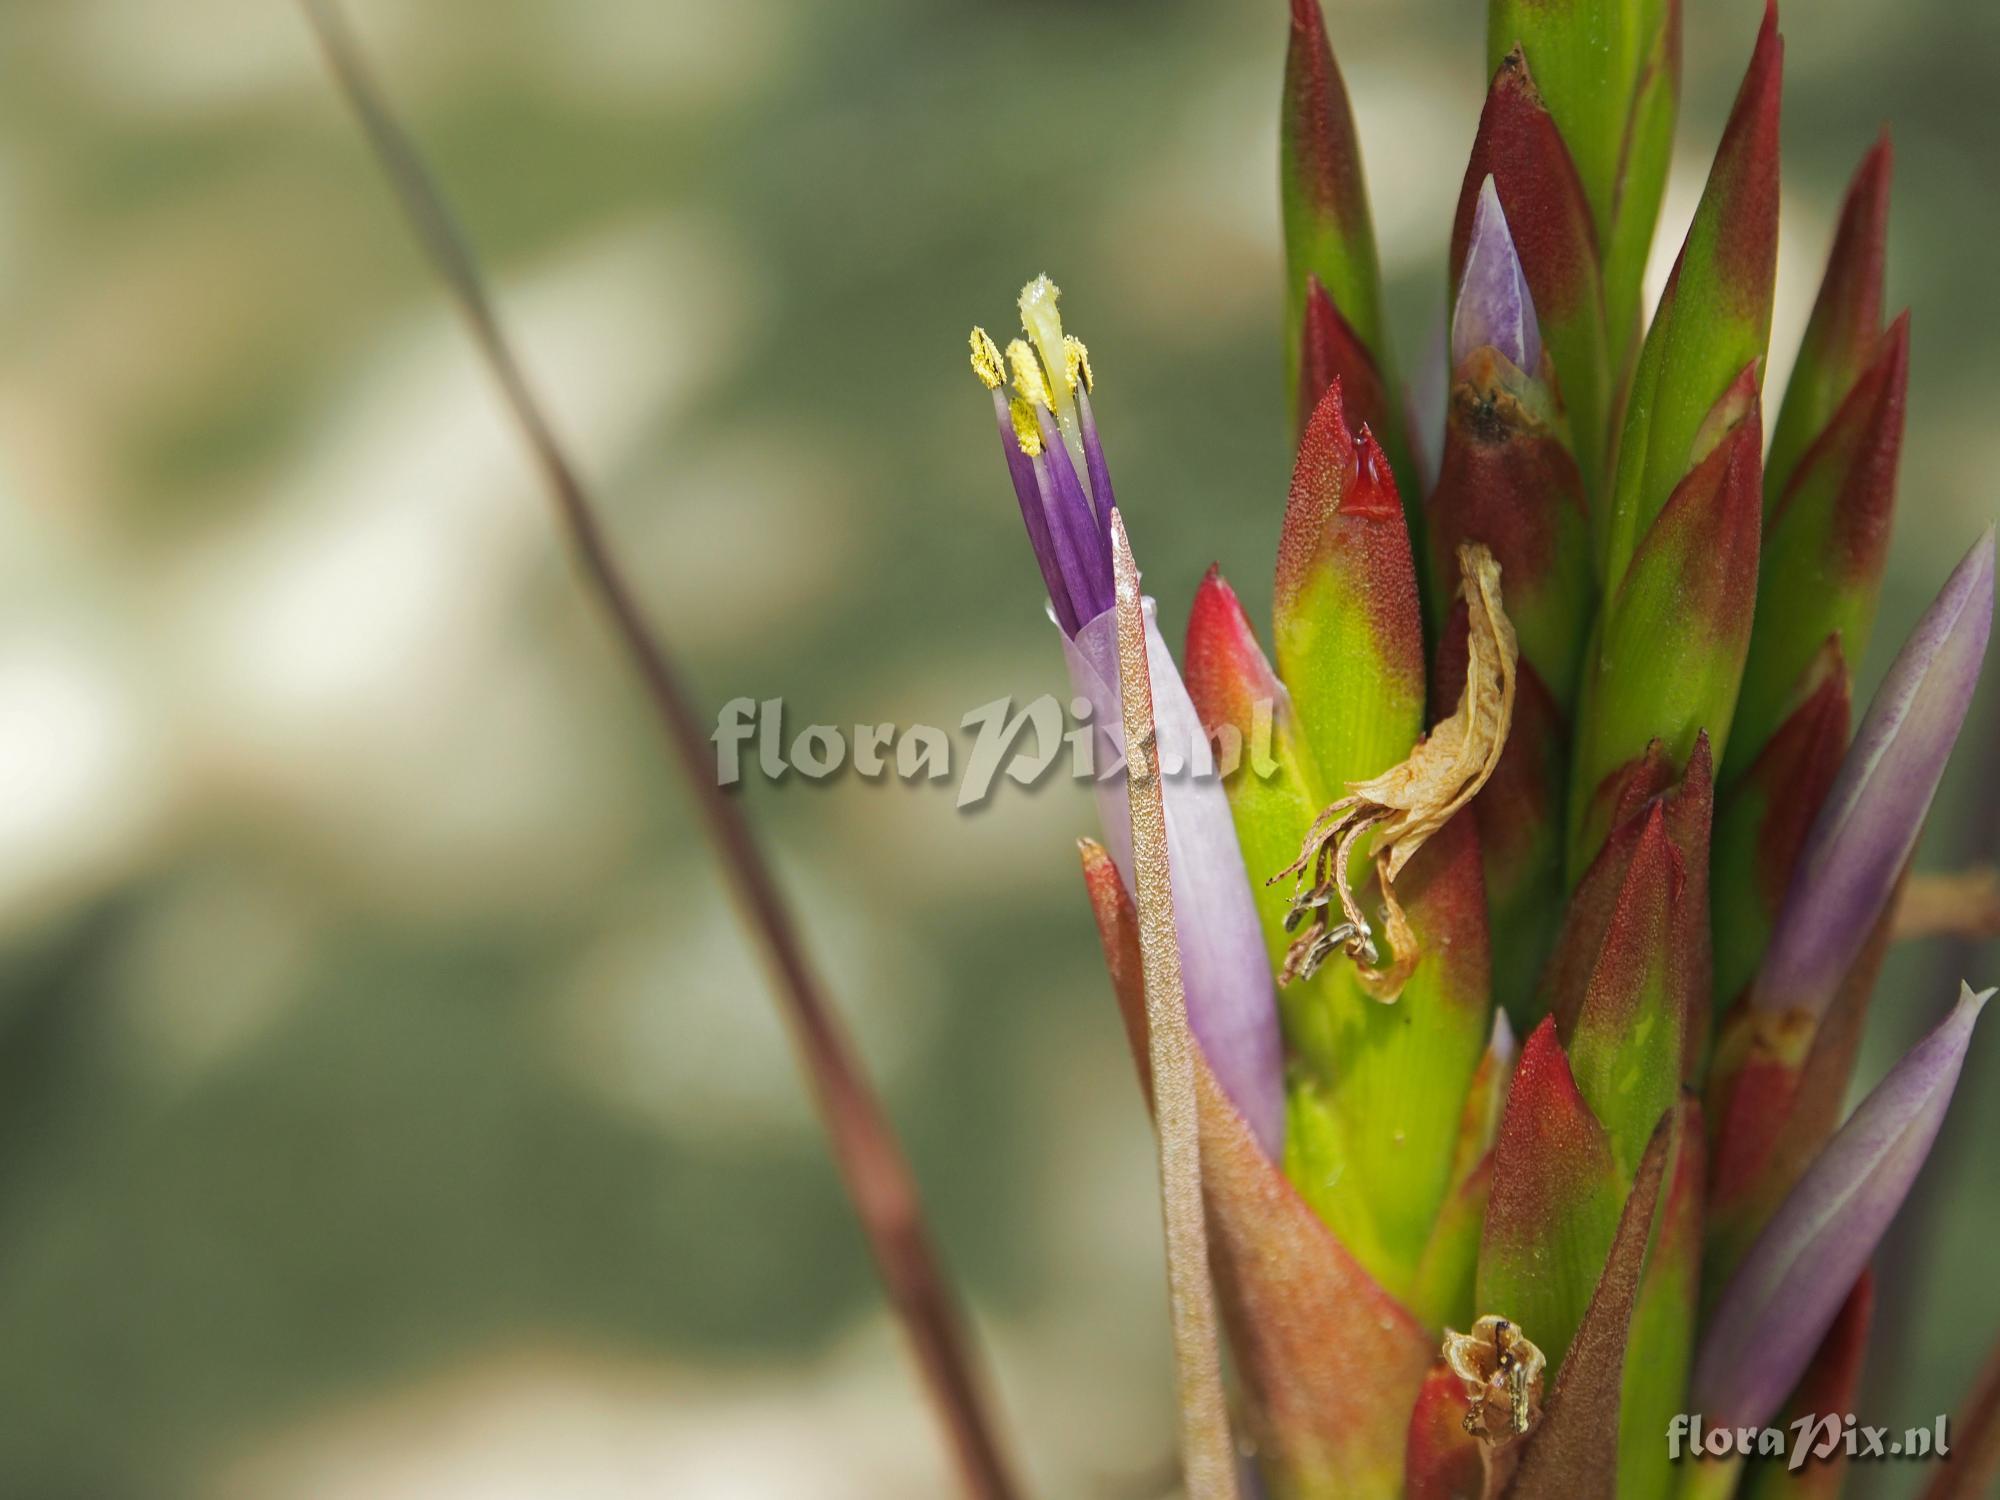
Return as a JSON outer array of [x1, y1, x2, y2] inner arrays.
[[0, 0, 1993, 1494]]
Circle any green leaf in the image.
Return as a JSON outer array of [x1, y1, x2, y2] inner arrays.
[[1615, 1101, 1704, 1500], [1728, 318, 1906, 777], [1284, 0, 1389, 416], [1477, 1017, 1625, 1374], [1764, 136, 1892, 507], [1569, 380, 1760, 877], [1601, 4, 1780, 591]]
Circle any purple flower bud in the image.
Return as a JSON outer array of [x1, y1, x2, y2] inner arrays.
[[1693, 982, 1994, 1431], [1451, 175, 1542, 374], [1757, 529, 1995, 1019]]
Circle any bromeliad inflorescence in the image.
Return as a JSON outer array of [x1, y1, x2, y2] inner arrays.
[[966, 3, 1998, 1498]]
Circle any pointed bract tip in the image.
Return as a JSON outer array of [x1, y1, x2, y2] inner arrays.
[[1822, 132, 1893, 309], [1859, 129, 1894, 190], [1921, 525, 1997, 665], [1687, 728, 1715, 785], [1311, 372, 1346, 432], [1294, 375, 1358, 491], [1747, 1, 1784, 108], [1187, 564, 1285, 713], [1188, 562, 1250, 642], [1452, 175, 1542, 373], [1297, 274, 1391, 441], [1776, 134, 1894, 459], [1703, 0, 1783, 294], [1835, 129, 1894, 301], [1109, 507, 1139, 607], [1348, 424, 1402, 519]]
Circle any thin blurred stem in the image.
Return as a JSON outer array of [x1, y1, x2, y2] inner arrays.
[[294, 6, 1022, 1497]]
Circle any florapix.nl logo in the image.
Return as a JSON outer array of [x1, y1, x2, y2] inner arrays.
[[711, 694, 1285, 809]]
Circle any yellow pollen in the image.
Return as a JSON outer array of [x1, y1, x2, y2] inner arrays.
[[1007, 338, 1053, 413], [968, 327, 1005, 390], [1064, 336, 1093, 394], [1008, 396, 1044, 456]]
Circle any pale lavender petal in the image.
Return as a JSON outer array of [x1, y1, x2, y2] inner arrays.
[[1757, 529, 1995, 1019], [1061, 600, 1285, 1158], [1692, 983, 1994, 1430], [1451, 175, 1541, 373]]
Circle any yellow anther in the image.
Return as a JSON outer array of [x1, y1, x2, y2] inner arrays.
[[1064, 335, 1093, 394], [969, 327, 1006, 390], [1008, 396, 1044, 457], [1006, 338, 1052, 412]]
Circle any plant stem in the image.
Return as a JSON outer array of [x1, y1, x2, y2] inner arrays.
[[293, 5, 1022, 1496]]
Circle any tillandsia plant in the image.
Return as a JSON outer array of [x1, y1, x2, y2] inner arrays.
[[968, 2, 1999, 1497]]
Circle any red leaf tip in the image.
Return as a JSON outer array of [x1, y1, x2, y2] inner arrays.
[[1348, 426, 1402, 519], [1298, 277, 1391, 440], [1186, 564, 1284, 722]]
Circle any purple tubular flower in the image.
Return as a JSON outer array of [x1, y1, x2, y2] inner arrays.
[[1451, 175, 1541, 373], [1063, 591, 1285, 1158], [984, 384, 1075, 634], [1756, 528, 1995, 1020], [968, 318, 1114, 635], [966, 290, 1283, 1156], [1692, 982, 1994, 1431]]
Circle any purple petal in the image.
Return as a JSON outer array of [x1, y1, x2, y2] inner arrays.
[[1035, 405, 1114, 627], [991, 389, 1077, 636], [1757, 529, 1995, 1019], [1692, 982, 1994, 1431], [1077, 388, 1118, 540], [1061, 598, 1285, 1158], [1450, 175, 1541, 373]]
